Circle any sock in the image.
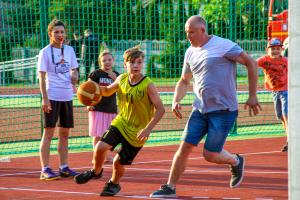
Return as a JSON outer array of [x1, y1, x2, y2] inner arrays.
[[167, 184, 175, 190], [42, 166, 49, 171], [234, 155, 240, 166], [59, 164, 68, 170]]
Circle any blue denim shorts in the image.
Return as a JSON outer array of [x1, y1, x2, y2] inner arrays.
[[272, 90, 288, 119], [182, 109, 238, 152]]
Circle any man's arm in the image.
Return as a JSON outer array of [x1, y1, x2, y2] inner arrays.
[[234, 52, 262, 116], [172, 71, 193, 119]]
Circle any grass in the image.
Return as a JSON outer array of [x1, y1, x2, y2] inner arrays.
[[0, 123, 285, 158], [0, 92, 273, 108], [0, 76, 265, 88]]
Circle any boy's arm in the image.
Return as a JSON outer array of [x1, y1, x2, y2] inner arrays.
[[137, 83, 165, 141], [38, 71, 51, 113], [145, 83, 165, 131], [99, 75, 121, 97]]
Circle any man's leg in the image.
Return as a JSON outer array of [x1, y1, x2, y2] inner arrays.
[[203, 110, 243, 188], [167, 141, 194, 187], [203, 149, 238, 165], [150, 141, 194, 198], [151, 109, 206, 198]]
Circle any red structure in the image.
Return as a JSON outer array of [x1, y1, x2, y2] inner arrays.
[[267, 0, 288, 42]]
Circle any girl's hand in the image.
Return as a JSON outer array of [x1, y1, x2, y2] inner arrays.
[[108, 72, 117, 81], [87, 106, 95, 111]]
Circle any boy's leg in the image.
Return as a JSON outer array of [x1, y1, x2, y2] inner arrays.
[[58, 127, 69, 166], [74, 141, 111, 184], [92, 137, 100, 164], [100, 136, 141, 196], [93, 141, 112, 174], [40, 128, 61, 180], [40, 128, 55, 168], [110, 154, 125, 184]]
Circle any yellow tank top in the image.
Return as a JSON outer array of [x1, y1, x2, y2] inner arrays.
[[111, 73, 154, 147]]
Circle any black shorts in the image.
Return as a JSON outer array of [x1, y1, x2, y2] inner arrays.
[[101, 126, 142, 165], [43, 100, 74, 128]]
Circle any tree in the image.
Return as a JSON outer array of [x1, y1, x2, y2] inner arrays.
[[134, 0, 147, 40], [145, 1, 160, 40]]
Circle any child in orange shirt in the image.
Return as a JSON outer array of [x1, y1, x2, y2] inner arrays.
[[257, 38, 288, 152]]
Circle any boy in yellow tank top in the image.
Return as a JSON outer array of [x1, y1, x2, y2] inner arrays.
[[74, 46, 165, 196]]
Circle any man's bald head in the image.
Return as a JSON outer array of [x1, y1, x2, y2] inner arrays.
[[185, 15, 206, 30]]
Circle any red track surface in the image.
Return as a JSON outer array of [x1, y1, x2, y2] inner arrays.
[[0, 137, 287, 200]]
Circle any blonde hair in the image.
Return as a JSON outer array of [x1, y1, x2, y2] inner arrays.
[[98, 50, 114, 66], [123, 45, 145, 62]]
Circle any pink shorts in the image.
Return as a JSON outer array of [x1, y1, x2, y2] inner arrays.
[[88, 111, 117, 137]]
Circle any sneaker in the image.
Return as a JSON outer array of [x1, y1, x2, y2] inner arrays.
[[74, 168, 103, 184], [100, 180, 121, 196], [229, 154, 245, 188], [281, 142, 288, 152], [149, 184, 176, 198], [59, 166, 79, 177], [40, 168, 60, 180]]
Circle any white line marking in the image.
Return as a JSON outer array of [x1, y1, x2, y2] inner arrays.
[[0, 150, 287, 178], [0, 187, 154, 199], [0, 187, 97, 195]]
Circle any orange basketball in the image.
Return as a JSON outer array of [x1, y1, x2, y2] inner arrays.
[[77, 80, 102, 106]]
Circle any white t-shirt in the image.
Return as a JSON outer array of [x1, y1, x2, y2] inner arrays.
[[183, 35, 243, 113], [37, 44, 79, 101]]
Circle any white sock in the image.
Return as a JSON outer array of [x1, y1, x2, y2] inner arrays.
[[42, 166, 49, 171], [59, 164, 68, 169]]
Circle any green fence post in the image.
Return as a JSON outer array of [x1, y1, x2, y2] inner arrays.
[[39, 0, 50, 47]]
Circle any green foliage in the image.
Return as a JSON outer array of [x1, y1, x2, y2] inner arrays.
[[134, 0, 147, 40], [0, 34, 12, 62], [0, 34, 13, 83], [145, 1, 160, 40], [6, 0, 39, 46], [23, 35, 40, 48], [201, 0, 267, 40], [158, 42, 187, 78], [146, 55, 161, 78]]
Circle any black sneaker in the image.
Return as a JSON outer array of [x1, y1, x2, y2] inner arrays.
[[100, 180, 121, 196], [229, 154, 245, 188], [149, 184, 176, 198], [281, 142, 288, 152], [74, 168, 103, 184]]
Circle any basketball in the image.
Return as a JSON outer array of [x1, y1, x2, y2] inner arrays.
[[77, 80, 102, 106]]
